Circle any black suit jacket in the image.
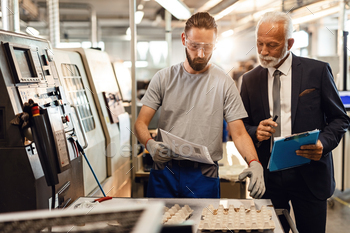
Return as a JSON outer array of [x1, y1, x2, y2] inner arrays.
[[240, 54, 350, 200]]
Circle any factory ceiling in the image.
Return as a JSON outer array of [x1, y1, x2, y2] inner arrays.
[[1, 0, 344, 41]]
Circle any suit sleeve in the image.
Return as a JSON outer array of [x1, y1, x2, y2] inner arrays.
[[240, 75, 259, 143], [319, 64, 350, 156]]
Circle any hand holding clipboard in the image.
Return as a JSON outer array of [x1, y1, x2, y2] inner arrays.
[[268, 129, 320, 172], [296, 137, 323, 161]]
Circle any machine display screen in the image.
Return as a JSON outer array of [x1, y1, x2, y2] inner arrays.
[[13, 49, 34, 78], [3, 42, 41, 83]]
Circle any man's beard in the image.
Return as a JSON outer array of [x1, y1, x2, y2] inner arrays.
[[258, 43, 289, 68], [185, 49, 211, 72]]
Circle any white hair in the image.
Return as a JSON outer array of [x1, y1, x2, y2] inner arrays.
[[256, 11, 293, 40]]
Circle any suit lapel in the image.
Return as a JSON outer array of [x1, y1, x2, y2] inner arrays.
[[259, 68, 270, 119], [291, 54, 302, 131]]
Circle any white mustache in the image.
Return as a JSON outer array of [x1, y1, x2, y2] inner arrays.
[[259, 54, 276, 61]]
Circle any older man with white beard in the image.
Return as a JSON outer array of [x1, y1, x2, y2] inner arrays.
[[240, 11, 350, 233]]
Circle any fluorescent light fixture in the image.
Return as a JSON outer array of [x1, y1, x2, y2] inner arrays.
[[292, 6, 339, 25], [26, 26, 40, 36], [221, 29, 234, 37], [214, 4, 238, 21], [155, 0, 191, 20], [135, 11, 144, 24], [198, 0, 223, 12], [236, 8, 277, 26], [123, 61, 149, 68]]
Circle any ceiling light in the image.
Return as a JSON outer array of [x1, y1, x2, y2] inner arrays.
[[0, 11, 2, 17], [292, 6, 339, 25], [214, 4, 238, 21], [155, 0, 191, 20], [135, 11, 144, 24], [138, 4, 144, 10], [221, 29, 234, 37], [198, 0, 223, 12]]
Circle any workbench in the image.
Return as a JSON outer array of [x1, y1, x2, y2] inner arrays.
[[68, 197, 284, 233]]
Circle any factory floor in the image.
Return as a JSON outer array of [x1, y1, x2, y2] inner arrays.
[[326, 189, 350, 232], [286, 189, 350, 232]]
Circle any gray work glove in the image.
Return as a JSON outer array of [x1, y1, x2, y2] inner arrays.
[[238, 161, 265, 199], [146, 139, 172, 163]]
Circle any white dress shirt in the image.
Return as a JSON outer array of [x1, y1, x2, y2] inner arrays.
[[267, 52, 292, 138]]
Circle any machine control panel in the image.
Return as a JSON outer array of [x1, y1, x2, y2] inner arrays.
[[48, 107, 70, 169], [18, 86, 71, 172]]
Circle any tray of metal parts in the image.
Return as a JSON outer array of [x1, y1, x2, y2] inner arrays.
[[163, 204, 193, 224], [198, 204, 275, 232]]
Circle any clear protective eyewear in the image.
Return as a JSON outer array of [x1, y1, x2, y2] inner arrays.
[[185, 38, 216, 53]]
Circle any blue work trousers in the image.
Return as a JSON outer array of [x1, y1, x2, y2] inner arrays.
[[147, 160, 220, 198]]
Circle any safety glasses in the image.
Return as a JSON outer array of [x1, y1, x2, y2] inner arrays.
[[185, 37, 216, 53]]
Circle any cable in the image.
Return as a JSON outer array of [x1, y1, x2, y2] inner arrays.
[[75, 139, 106, 197], [69, 138, 76, 158], [73, 140, 79, 157], [68, 137, 79, 158], [51, 185, 56, 210]]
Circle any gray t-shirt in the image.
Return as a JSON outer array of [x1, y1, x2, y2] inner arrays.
[[141, 62, 247, 161]]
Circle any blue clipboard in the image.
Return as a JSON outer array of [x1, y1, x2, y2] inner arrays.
[[268, 129, 320, 172]]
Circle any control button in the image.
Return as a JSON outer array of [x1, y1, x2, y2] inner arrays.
[[62, 115, 70, 123], [53, 100, 60, 106]]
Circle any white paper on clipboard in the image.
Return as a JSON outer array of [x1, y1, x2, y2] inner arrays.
[[159, 129, 214, 164]]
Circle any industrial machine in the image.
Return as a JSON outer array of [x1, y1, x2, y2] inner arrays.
[[0, 30, 83, 213], [0, 200, 164, 233], [53, 48, 131, 197], [53, 49, 106, 196]]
